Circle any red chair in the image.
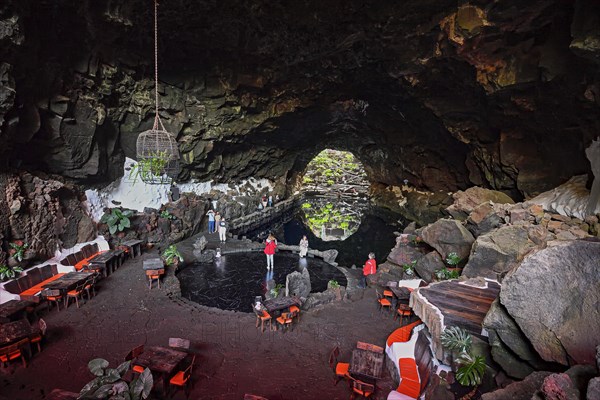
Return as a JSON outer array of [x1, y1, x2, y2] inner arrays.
[[395, 303, 413, 326], [169, 354, 196, 398], [252, 306, 272, 333], [125, 345, 145, 374], [350, 378, 374, 399], [30, 318, 47, 353], [328, 346, 350, 386], [289, 305, 300, 322], [376, 290, 391, 313], [0, 339, 29, 368]]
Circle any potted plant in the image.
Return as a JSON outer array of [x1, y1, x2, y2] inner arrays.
[[162, 245, 183, 268], [78, 358, 152, 400]]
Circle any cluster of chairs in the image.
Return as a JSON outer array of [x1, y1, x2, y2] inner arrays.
[[252, 304, 300, 332], [0, 318, 47, 369], [41, 272, 100, 312], [124, 338, 195, 399], [377, 284, 415, 326], [328, 345, 376, 398]]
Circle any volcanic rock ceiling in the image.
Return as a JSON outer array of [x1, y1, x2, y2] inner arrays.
[[0, 0, 599, 199]]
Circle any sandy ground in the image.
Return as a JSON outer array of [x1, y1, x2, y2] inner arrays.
[[0, 239, 403, 400]]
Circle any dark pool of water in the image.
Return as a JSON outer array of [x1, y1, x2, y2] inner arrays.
[[177, 252, 347, 312]]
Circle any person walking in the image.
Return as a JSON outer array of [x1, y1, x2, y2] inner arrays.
[[214, 211, 221, 230], [299, 235, 309, 258], [206, 209, 215, 233], [361, 252, 377, 288], [264, 234, 277, 270], [218, 217, 228, 242], [267, 195, 273, 207]]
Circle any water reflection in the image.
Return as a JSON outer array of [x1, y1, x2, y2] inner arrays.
[[300, 196, 368, 241]]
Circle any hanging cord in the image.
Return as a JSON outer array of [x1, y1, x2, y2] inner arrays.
[[153, 0, 165, 131]]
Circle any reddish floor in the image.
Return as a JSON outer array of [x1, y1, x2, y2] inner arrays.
[[0, 251, 400, 399]]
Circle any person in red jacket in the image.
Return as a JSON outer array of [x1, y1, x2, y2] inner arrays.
[[264, 234, 277, 271], [361, 252, 376, 288]]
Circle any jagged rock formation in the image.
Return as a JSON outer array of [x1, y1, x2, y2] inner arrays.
[[0, 0, 598, 198]]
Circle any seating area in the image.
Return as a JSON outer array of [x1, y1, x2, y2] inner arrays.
[[2, 264, 63, 302], [60, 243, 102, 271]]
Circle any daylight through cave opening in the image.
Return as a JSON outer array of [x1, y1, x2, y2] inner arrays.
[[299, 149, 369, 241]]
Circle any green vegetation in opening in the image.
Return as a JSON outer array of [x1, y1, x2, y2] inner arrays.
[[100, 209, 134, 235], [162, 245, 183, 266], [302, 200, 359, 240], [328, 279, 340, 289], [79, 358, 153, 400], [0, 264, 23, 281], [440, 326, 486, 387], [301, 149, 368, 189]]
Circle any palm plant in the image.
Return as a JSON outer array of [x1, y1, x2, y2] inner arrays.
[[0, 264, 23, 281], [9, 241, 29, 262], [440, 326, 472, 353], [455, 352, 486, 387]]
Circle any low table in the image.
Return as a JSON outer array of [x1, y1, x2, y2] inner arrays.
[[350, 347, 385, 383], [143, 258, 164, 271], [389, 286, 412, 301], [262, 296, 302, 314], [0, 300, 35, 324], [88, 251, 118, 277], [42, 272, 94, 292], [134, 346, 188, 393], [122, 239, 143, 258], [0, 319, 36, 346]]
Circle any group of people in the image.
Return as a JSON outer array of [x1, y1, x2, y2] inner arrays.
[[206, 209, 228, 243], [258, 194, 281, 210]]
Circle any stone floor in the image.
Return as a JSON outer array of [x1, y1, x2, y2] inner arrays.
[[0, 236, 401, 400]]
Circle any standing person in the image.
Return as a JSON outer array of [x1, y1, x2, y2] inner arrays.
[[206, 209, 215, 233], [214, 211, 221, 230], [267, 195, 273, 207], [264, 234, 277, 270], [362, 252, 377, 288], [218, 217, 228, 243], [275, 194, 280, 203], [261, 195, 268, 209], [299, 235, 309, 258]]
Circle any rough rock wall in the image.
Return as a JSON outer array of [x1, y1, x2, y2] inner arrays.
[[0, 171, 96, 264], [0, 0, 598, 197]]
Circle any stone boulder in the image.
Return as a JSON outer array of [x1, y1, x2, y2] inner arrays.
[[446, 186, 514, 220], [483, 299, 552, 378], [193, 249, 215, 263], [414, 251, 445, 283], [500, 240, 600, 366], [420, 219, 475, 261], [386, 244, 424, 267], [462, 225, 544, 281], [481, 372, 553, 400], [588, 377, 600, 400], [286, 267, 311, 298], [466, 202, 506, 237], [321, 249, 339, 264], [193, 235, 208, 251], [540, 373, 581, 400]]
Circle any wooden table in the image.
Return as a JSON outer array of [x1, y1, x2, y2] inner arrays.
[[88, 251, 120, 277], [42, 272, 94, 292], [350, 347, 385, 383], [122, 239, 143, 258], [0, 319, 36, 346], [143, 258, 164, 271], [134, 346, 188, 393], [262, 296, 302, 314], [389, 286, 412, 301], [0, 300, 35, 324]]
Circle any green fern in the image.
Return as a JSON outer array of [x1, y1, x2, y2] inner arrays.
[[455, 352, 486, 387]]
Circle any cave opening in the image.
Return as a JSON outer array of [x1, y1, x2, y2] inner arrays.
[[298, 149, 370, 241]]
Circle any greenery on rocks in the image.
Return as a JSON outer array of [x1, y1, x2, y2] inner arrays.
[[302, 149, 368, 189], [100, 209, 134, 235], [445, 251, 462, 266], [159, 210, 175, 220], [402, 260, 416, 275], [78, 358, 153, 400], [328, 279, 340, 289], [0, 264, 23, 281], [9, 241, 29, 262], [162, 245, 183, 266], [435, 267, 460, 280], [271, 283, 285, 297]]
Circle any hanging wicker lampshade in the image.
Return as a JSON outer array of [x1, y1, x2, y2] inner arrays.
[[135, 0, 179, 184]]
